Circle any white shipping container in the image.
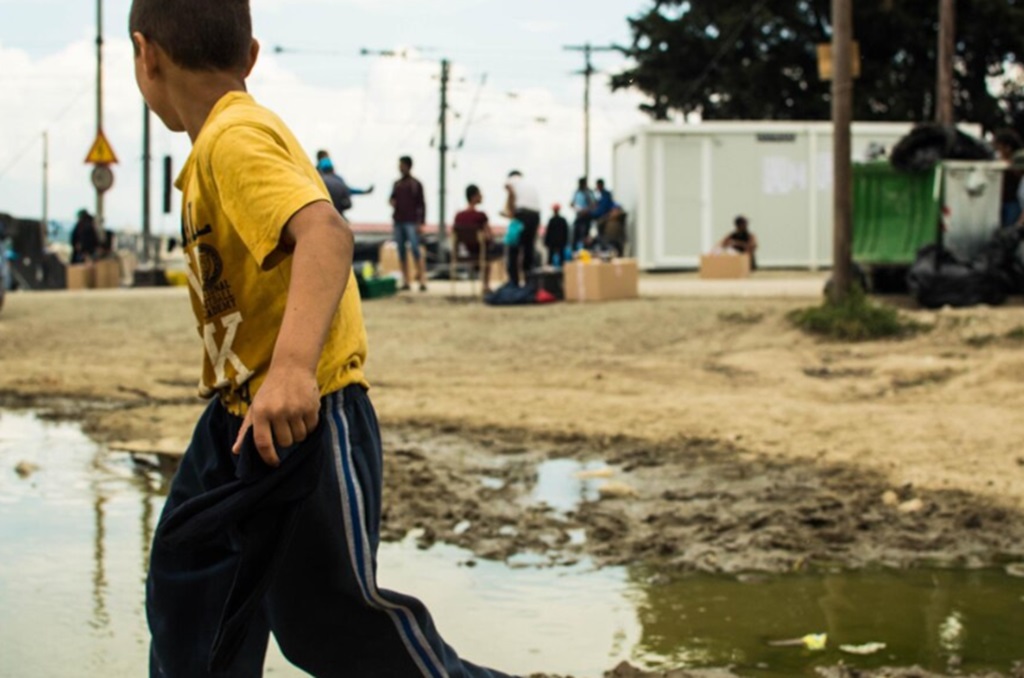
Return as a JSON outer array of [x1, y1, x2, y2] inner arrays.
[[612, 122, 983, 270]]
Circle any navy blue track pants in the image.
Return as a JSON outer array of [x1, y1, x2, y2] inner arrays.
[[147, 385, 514, 678]]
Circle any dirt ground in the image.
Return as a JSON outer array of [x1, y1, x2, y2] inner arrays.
[[3, 287, 1024, 677]]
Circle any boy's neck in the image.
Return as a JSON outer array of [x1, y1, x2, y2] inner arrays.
[[171, 72, 249, 142]]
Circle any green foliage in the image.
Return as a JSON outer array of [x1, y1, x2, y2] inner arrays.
[[613, 0, 1024, 133], [789, 287, 924, 341]]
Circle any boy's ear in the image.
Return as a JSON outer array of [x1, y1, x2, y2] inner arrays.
[[244, 39, 260, 77], [132, 31, 161, 79]]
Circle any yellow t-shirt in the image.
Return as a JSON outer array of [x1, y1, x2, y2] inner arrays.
[[175, 91, 369, 416]]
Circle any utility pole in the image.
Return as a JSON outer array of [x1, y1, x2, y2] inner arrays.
[[937, 0, 956, 126], [831, 0, 854, 302], [564, 43, 617, 181], [438, 59, 450, 260], [360, 48, 451, 260], [95, 0, 105, 240], [142, 103, 152, 266]]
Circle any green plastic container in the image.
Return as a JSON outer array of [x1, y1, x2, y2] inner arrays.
[[357, 276, 398, 300], [852, 162, 941, 266]]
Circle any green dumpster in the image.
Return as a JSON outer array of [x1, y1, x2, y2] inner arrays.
[[852, 162, 941, 266]]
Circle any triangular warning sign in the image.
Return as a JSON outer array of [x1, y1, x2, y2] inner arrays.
[[85, 130, 118, 165]]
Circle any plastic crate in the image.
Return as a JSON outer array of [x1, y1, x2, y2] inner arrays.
[[358, 276, 397, 300]]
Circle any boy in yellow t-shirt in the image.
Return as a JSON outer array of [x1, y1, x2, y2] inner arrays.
[[131, 2, 511, 676]]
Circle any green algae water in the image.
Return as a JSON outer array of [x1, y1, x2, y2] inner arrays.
[[1, 410, 1022, 677]]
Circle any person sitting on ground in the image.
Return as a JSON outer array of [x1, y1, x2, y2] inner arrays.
[[453, 184, 502, 293], [543, 204, 569, 267], [70, 209, 99, 264], [720, 215, 759, 270]]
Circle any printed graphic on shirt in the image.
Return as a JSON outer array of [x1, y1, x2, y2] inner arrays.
[[175, 91, 369, 416]]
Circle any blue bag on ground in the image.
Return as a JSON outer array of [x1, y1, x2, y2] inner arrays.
[[484, 282, 536, 306]]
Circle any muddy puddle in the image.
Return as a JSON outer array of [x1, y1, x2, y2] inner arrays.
[[2, 410, 1023, 678]]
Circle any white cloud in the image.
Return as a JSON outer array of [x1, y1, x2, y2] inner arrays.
[[0, 37, 648, 236], [519, 20, 562, 34]]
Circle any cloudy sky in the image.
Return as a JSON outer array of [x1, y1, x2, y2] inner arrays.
[[0, 0, 652, 234]]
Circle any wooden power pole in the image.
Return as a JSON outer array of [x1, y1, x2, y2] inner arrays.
[[937, 0, 956, 126], [831, 0, 854, 301]]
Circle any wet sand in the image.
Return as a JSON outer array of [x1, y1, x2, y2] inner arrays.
[[3, 288, 1024, 676]]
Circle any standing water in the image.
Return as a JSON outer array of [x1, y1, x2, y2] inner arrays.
[[1, 410, 1022, 677]]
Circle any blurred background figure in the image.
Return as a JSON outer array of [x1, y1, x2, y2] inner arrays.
[[316, 150, 374, 218], [70, 209, 99, 264]]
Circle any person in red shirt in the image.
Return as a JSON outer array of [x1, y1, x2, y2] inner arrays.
[[389, 155, 427, 292], [453, 184, 502, 293]]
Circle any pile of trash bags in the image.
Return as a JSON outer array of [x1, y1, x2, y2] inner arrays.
[[907, 227, 1024, 308], [890, 122, 993, 172]]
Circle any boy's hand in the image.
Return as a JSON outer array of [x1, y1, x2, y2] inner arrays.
[[232, 367, 320, 467]]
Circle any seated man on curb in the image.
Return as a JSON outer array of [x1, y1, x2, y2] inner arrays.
[[453, 184, 503, 293], [720, 215, 759, 270]]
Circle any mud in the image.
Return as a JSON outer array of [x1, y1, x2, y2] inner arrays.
[[379, 424, 1024, 575]]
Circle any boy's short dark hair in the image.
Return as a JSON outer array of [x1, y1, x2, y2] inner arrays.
[[466, 184, 480, 202], [129, 0, 253, 72], [400, 156, 413, 168]]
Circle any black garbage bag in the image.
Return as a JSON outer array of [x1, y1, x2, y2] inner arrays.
[[891, 123, 993, 172], [907, 244, 1008, 309], [977, 226, 1024, 290]]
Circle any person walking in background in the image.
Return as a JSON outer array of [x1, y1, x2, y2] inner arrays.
[[315, 150, 373, 218], [571, 177, 594, 250], [504, 170, 541, 286], [131, 1, 511, 675], [543, 204, 570, 267], [390, 155, 427, 292], [70, 209, 99, 264]]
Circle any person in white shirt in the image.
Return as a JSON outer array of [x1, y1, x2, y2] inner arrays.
[[504, 170, 541, 285]]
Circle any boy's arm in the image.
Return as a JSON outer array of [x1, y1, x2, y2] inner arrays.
[[232, 200, 353, 466]]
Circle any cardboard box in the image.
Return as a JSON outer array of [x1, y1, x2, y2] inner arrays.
[[699, 252, 751, 279], [66, 263, 95, 290], [564, 258, 639, 303], [488, 257, 507, 285], [378, 241, 426, 278], [94, 258, 121, 289]]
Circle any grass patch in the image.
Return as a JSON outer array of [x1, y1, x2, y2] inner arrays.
[[718, 310, 765, 325], [789, 288, 925, 341], [965, 334, 997, 348], [1006, 326, 1024, 342]]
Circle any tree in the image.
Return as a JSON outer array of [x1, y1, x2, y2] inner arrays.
[[612, 0, 1024, 133]]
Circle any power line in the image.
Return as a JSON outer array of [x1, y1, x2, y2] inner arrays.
[[0, 83, 91, 181]]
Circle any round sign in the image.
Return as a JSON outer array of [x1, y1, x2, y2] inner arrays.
[[91, 164, 115, 193]]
